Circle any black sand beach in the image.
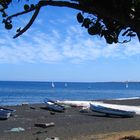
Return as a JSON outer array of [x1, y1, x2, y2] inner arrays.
[[0, 99, 140, 140]]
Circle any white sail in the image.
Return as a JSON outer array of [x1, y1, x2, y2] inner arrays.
[[52, 82, 55, 88], [126, 83, 128, 88], [64, 82, 67, 87]]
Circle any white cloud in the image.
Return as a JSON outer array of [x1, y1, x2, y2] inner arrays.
[[0, 24, 139, 64], [123, 41, 140, 56]]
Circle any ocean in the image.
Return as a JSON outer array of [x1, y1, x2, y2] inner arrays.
[[0, 81, 140, 105]]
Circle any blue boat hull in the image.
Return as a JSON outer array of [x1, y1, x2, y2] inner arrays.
[[0, 109, 11, 119]]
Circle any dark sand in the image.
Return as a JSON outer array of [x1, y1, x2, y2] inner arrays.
[[0, 99, 140, 140]]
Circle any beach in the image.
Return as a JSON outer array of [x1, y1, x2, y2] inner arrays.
[[0, 99, 140, 140]]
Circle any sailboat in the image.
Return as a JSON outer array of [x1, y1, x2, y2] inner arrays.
[[64, 82, 67, 88], [125, 82, 129, 88], [126, 83, 128, 88], [51, 82, 55, 88]]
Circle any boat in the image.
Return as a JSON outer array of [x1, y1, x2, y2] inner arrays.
[[126, 83, 128, 88], [56, 100, 92, 107], [51, 82, 55, 88], [0, 109, 11, 119], [44, 99, 65, 112], [64, 82, 67, 88], [56, 100, 102, 107], [124, 81, 129, 88], [0, 107, 16, 114], [90, 103, 136, 117]]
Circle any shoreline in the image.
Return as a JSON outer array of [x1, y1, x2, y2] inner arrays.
[[1, 96, 140, 107], [0, 99, 140, 140]]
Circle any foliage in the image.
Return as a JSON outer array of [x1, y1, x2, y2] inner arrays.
[[0, 0, 140, 44]]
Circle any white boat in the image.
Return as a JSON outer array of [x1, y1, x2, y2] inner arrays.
[[125, 81, 129, 88], [64, 83, 67, 87], [90, 103, 136, 117], [56, 100, 140, 115], [51, 82, 55, 88], [56, 100, 102, 107], [0, 109, 11, 119], [126, 83, 128, 88]]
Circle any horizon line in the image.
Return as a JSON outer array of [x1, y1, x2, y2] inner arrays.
[[0, 80, 140, 83]]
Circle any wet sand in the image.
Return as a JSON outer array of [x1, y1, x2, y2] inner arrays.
[[0, 99, 140, 140]]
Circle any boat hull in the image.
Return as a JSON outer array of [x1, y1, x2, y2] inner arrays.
[[0, 109, 11, 119], [44, 99, 65, 113], [90, 104, 136, 117]]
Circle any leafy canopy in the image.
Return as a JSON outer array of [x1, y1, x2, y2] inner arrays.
[[0, 0, 140, 44]]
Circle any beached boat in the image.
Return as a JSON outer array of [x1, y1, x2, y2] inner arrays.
[[44, 102, 65, 112], [44, 99, 65, 112], [0, 109, 11, 119], [0, 107, 16, 114], [90, 103, 136, 117], [56, 100, 102, 107]]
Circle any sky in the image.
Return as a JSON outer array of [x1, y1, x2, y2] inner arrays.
[[0, 1, 140, 82]]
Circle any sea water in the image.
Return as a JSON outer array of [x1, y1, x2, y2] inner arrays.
[[0, 81, 140, 105]]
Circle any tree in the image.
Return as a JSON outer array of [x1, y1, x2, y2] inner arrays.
[[0, 0, 140, 44]]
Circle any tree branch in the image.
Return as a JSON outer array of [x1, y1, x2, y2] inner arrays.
[[6, 7, 36, 22], [10, 1, 85, 38], [39, 0, 140, 36], [5, 0, 139, 38], [13, 4, 41, 38]]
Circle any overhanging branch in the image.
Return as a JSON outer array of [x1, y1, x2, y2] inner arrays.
[[39, 1, 140, 32], [13, 4, 41, 38], [5, 0, 139, 38]]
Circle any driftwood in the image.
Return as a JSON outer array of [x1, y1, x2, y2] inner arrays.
[[34, 122, 55, 128]]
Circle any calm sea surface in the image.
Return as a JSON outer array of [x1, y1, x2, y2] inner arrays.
[[0, 81, 140, 105]]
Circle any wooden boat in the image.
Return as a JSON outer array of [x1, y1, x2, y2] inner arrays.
[[0, 109, 11, 119], [90, 103, 136, 117]]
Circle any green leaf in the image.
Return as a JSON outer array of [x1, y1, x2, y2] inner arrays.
[[76, 12, 84, 23], [5, 23, 12, 30], [24, 4, 30, 11]]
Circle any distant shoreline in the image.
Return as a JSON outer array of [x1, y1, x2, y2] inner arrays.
[[0, 80, 140, 83]]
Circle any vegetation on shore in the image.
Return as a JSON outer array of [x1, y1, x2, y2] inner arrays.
[[71, 130, 140, 140]]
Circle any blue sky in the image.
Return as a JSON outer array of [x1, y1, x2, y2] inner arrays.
[[0, 2, 140, 82]]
